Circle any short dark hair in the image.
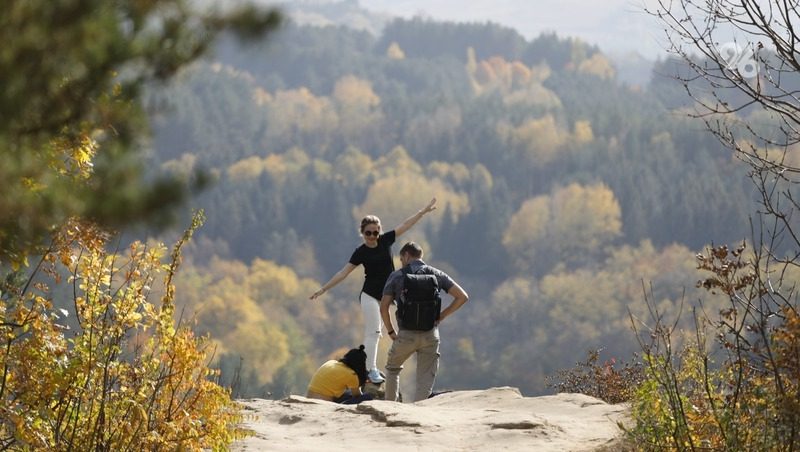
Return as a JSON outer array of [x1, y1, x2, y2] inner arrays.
[[399, 241, 423, 258]]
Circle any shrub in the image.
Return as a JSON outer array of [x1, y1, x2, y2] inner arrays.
[[0, 212, 246, 450], [547, 348, 646, 404], [629, 243, 800, 451]]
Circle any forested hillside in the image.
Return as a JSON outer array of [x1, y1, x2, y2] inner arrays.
[[144, 17, 753, 397]]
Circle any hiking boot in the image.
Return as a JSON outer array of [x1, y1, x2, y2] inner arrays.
[[367, 368, 384, 384]]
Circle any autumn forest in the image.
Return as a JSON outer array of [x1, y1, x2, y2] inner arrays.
[[7, 0, 800, 448], [138, 17, 757, 398]]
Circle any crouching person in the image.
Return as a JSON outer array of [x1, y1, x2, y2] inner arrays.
[[306, 345, 374, 404], [380, 242, 469, 402]]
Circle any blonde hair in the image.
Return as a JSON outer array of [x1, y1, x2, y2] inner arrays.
[[360, 215, 381, 233]]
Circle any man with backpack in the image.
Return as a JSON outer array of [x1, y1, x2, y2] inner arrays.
[[379, 241, 469, 402]]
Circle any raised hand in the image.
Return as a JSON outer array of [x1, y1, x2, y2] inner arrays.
[[423, 197, 437, 213]]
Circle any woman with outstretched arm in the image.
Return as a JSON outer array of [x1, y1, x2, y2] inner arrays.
[[310, 198, 437, 384]]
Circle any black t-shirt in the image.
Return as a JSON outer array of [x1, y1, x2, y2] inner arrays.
[[348, 229, 396, 300]]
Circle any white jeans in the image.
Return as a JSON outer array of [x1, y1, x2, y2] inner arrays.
[[360, 292, 382, 371]]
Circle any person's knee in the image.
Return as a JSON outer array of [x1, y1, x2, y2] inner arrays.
[[385, 364, 402, 374]]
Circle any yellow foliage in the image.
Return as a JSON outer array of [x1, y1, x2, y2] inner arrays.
[[472, 164, 494, 191], [631, 241, 800, 449], [372, 145, 423, 178], [262, 88, 339, 152], [208, 255, 250, 281], [489, 277, 538, 316], [187, 277, 293, 386], [176, 255, 330, 389], [573, 120, 594, 145], [503, 183, 622, 270], [49, 132, 98, 179], [466, 52, 560, 108], [469, 54, 543, 93], [510, 61, 532, 89], [227, 147, 315, 184], [253, 86, 272, 105], [469, 54, 544, 96], [209, 62, 256, 83], [542, 270, 611, 342], [475, 60, 497, 86], [161, 152, 198, 179], [577, 53, 616, 79], [502, 196, 549, 251], [226, 320, 290, 383], [332, 75, 383, 139], [502, 114, 567, 166], [553, 182, 622, 248], [333, 75, 381, 109], [487, 56, 514, 89], [503, 83, 563, 110], [427, 161, 471, 186], [487, 240, 702, 398], [249, 258, 305, 300], [355, 170, 470, 235], [386, 41, 405, 59], [279, 146, 312, 172], [332, 146, 375, 186], [227, 155, 265, 180], [195, 284, 255, 335], [0, 213, 244, 450]]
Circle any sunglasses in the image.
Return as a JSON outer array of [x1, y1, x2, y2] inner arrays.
[[363, 230, 380, 237]]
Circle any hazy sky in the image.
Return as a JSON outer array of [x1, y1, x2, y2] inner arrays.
[[358, 0, 667, 56]]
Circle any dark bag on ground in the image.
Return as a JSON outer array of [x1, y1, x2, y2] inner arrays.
[[398, 266, 441, 331]]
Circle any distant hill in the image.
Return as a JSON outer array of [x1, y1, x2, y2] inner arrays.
[[277, 0, 656, 86], [277, 0, 391, 35]]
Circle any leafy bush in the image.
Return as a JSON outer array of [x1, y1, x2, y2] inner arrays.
[[629, 243, 800, 451], [547, 348, 646, 404], [0, 212, 246, 450]]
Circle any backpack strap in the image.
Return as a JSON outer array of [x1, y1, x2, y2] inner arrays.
[[405, 264, 439, 290], [403, 263, 430, 275]]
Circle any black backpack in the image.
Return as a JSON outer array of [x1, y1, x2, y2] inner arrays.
[[397, 266, 442, 331]]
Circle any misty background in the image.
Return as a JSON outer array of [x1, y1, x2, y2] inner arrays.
[[282, 0, 664, 84], [137, 0, 754, 398]]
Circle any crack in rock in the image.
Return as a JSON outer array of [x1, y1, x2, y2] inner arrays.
[[580, 401, 603, 408], [386, 419, 423, 427], [489, 421, 544, 430], [281, 396, 319, 405], [355, 404, 422, 428]]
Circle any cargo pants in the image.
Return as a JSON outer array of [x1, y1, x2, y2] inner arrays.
[[384, 327, 440, 402]]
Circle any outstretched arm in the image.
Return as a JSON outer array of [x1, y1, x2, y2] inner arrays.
[[310, 263, 357, 300], [394, 197, 437, 238], [438, 283, 468, 324]]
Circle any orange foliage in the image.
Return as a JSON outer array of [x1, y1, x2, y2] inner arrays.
[[0, 212, 244, 450]]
